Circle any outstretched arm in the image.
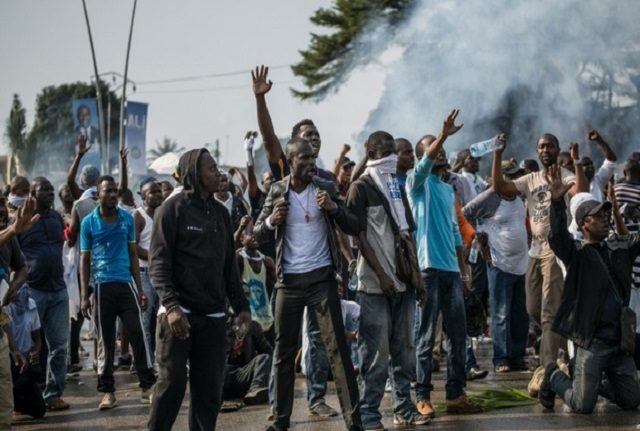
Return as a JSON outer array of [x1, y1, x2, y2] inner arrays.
[[588, 129, 617, 162], [252, 65, 282, 165], [568, 142, 589, 197], [333, 144, 351, 179], [547, 165, 576, 264], [118, 147, 129, 197], [491, 133, 519, 198], [67, 135, 90, 200], [425, 109, 464, 161]]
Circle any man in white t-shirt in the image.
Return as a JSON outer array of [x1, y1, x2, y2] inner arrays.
[[460, 152, 488, 200], [491, 133, 588, 394], [463, 160, 529, 373], [254, 138, 362, 431], [134, 178, 163, 364]]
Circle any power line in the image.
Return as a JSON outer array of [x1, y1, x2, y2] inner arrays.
[[136, 64, 292, 85], [136, 80, 298, 95]]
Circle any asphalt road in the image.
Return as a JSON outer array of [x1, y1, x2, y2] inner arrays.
[[11, 340, 640, 430]]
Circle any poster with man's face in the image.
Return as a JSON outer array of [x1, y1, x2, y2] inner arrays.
[[71, 98, 101, 169], [72, 99, 100, 144]]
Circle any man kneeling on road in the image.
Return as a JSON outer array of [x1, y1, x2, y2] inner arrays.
[[539, 166, 640, 413]]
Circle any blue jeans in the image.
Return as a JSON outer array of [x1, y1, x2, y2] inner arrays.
[[141, 270, 159, 364], [550, 339, 640, 413], [415, 269, 466, 401], [304, 307, 330, 407], [488, 266, 528, 367], [465, 336, 478, 371], [28, 287, 69, 402], [358, 290, 416, 427]]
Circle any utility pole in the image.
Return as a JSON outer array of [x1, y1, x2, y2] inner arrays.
[[81, 0, 107, 174], [118, 0, 138, 176], [214, 139, 220, 161]]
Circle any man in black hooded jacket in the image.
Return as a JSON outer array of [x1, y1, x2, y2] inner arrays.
[[148, 148, 251, 431]]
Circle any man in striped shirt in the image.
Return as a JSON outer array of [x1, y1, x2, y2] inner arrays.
[[615, 157, 640, 367]]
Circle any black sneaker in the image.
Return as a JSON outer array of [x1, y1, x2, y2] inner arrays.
[[466, 367, 488, 381], [539, 363, 558, 409], [244, 387, 268, 405], [67, 363, 82, 374]]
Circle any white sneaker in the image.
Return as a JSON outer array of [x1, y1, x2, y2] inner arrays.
[[141, 387, 153, 405], [99, 392, 118, 410]]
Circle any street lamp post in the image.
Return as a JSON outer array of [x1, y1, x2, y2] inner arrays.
[[81, 0, 107, 174], [118, 0, 138, 177]]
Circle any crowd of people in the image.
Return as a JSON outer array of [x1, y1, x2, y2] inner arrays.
[[0, 63, 640, 431]]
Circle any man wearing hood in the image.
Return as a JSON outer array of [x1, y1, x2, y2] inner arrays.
[[254, 138, 362, 431], [148, 149, 250, 431]]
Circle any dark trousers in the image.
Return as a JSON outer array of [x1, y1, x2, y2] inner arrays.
[[148, 314, 227, 431], [272, 266, 361, 430], [223, 353, 272, 399], [69, 311, 84, 365], [11, 360, 45, 419], [471, 255, 489, 313], [550, 339, 640, 413], [94, 282, 155, 393]]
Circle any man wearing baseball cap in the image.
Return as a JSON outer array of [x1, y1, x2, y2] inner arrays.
[[538, 165, 640, 413]]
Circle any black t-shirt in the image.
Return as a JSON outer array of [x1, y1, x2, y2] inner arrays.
[[592, 243, 622, 344]]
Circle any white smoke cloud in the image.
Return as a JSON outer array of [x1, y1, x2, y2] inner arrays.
[[355, 0, 640, 163]]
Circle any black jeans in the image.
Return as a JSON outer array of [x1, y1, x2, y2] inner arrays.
[[69, 310, 84, 365], [94, 282, 156, 392], [148, 313, 227, 431], [272, 266, 361, 430], [223, 353, 272, 399]]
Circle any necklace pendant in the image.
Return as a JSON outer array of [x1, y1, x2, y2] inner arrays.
[[304, 212, 310, 223]]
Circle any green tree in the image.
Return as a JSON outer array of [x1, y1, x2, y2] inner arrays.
[[291, 0, 412, 101], [5, 94, 37, 176], [149, 136, 184, 160], [26, 81, 121, 176]]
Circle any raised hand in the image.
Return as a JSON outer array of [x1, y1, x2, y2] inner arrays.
[[12, 197, 39, 235], [569, 142, 580, 161], [120, 147, 129, 165], [494, 132, 507, 154], [252, 65, 273, 96], [341, 143, 351, 154], [588, 129, 602, 142], [441, 109, 464, 137], [77, 134, 90, 156], [546, 164, 574, 201]]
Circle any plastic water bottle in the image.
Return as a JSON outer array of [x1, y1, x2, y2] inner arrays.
[[469, 136, 503, 158]]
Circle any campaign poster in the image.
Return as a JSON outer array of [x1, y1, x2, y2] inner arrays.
[[125, 101, 148, 175], [71, 98, 101, 170]]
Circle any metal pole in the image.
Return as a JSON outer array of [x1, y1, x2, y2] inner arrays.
[[81, 0, 107, 174], [118, 0, 138, 176], [106, 91, 112, 172]]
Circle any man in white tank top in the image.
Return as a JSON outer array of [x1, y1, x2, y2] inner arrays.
[[134, 179, 163, 364]]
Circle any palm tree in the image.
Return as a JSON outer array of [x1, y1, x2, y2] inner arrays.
[[148, 136, 184, 160]]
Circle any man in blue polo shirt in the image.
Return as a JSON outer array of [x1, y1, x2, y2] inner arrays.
[[80, 175, 155, 410]]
